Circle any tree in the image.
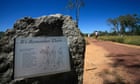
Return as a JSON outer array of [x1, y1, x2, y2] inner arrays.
[[118, 15, 126, 34], [66, 0, 85, 27], [108, 18, 119, 34], [119, 14, 139, 34], [134, 14, 140, 35], [107, 14, 140, 35]]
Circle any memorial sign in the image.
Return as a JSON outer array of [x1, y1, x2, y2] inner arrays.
[[14, 36, 71, 79]]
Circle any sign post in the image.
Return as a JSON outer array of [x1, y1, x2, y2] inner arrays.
[[14, 37, 71, 79]]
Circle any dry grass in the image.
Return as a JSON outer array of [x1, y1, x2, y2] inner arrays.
[[98, 35, 140, 46]]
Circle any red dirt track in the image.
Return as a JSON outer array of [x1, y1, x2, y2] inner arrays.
[[83, 38, 140, 84]]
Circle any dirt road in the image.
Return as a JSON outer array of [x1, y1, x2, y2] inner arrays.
[[83, 38, 140, 84]]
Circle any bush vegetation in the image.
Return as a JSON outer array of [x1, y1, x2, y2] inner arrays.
[[98, 35, 140, 46]]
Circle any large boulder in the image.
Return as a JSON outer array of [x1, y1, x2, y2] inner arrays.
[[0, 14, 85, 84]]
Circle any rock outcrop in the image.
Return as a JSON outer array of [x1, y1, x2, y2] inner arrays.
[[0, 14, 85, 84]]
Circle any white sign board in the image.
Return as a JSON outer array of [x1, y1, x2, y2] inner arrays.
[[14, 37, 71, 79]]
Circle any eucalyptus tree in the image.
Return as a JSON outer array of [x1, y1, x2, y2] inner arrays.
[[66, 0, 85, 27], [126, 14, 140, 33], [119, 14, 139, 34], [108, 18, 119, 34], [108, 14, 140, 35], [118, 15, 126, 34]]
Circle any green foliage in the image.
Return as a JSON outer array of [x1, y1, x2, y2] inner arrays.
[[98, 31, 109, 36], [99, 35, 140, 46], [89, 30, 109, 37], [107, 14, 140, 35]]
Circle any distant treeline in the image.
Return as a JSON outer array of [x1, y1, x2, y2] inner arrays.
[[107, 14, 140, 35], [81, 31, 111, 37], [82, 14, 140, 36]]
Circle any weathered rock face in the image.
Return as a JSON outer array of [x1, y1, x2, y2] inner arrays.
[[0, 14, 85, 84]]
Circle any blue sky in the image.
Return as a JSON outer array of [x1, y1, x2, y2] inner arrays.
[[0, 0, 140, 33]]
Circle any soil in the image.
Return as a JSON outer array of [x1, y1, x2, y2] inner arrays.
[[83, 38, 140, 84]]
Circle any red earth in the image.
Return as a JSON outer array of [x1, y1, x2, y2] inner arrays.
[[83, 38, 140, 84]]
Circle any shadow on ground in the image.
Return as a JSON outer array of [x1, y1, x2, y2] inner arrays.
[[93, 41, 140, 84]]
